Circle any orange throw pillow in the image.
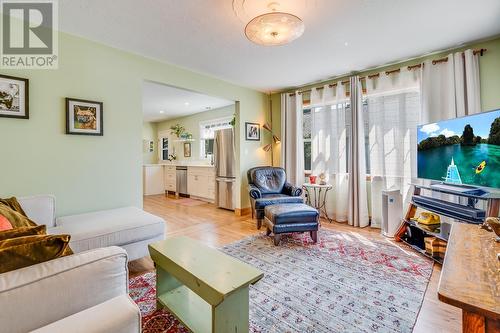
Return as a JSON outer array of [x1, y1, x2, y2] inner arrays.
[[0, 215, 12, 231]]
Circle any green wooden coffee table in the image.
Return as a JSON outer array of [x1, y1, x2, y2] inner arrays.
[[148, 236, 263, 333]]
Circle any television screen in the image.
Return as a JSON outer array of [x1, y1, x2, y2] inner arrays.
[[417, 109, 500, 189]]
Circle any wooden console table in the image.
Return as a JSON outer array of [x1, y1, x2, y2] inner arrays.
[[438, 223, 500, 333], [149, 236, 263, 333]]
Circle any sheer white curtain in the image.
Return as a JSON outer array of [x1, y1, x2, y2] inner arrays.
[[310, 84, 350, 222], [281, 91, 304, 186], [365, 68, 421, 226], [309, 78, 369, 227], [421, 49, 481, 123]]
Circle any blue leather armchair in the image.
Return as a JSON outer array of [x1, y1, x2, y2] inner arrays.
[[247, 166, 304, 229]]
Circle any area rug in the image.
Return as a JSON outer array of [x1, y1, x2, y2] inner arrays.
[[129, 229, 432, 333]]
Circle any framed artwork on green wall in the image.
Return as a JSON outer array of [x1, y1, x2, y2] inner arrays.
[[184, 142, 191, 157], [245, 122, 260, 141], [66, 98, 103, 136]]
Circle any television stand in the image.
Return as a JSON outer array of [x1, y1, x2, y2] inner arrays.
[[395, 181, 500, 264], [430, 182, 488, 197]]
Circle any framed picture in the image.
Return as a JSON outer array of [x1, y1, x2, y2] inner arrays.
[[184, 142, 191, 157], [66, 98, 103, 136], [0, 74, 29, 119], [245, 122, 260, 141]]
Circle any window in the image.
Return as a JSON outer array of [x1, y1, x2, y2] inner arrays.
[[160, 137, 169, 161], [303, 109, 312, 171], [302, 101, 370, 175], [199, 117, 232, 158]]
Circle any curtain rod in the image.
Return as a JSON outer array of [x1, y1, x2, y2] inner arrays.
[[288, 48, 487, 97]]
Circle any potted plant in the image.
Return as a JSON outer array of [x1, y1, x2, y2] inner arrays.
[[170, 124, 185, 138]]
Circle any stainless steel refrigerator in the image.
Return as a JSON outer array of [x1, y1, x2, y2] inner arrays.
[[214, 128, 236, 210]]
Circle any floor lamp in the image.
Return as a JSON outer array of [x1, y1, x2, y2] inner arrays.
[[262, 122, 280, 166]]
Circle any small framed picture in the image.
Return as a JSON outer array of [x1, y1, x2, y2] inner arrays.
[[184, 142, 191, 157], [245, 122, 260, 141], [0, 74, 29, 119], [66, 98, 103, 136]]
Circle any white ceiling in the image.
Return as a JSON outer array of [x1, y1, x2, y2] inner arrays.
[[142, 81, 234, 122], [60, 0, 500, 92]]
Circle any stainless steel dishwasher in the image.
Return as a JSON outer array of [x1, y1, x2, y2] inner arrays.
[[176, 166, 188, 196]]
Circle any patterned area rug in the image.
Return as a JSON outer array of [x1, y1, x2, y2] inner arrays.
[[129, 273, 188, 333], [129, 229, 432, 333]]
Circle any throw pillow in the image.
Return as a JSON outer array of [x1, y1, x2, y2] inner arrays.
[[0, 215, 13, 231], [0, 225, 46, 241], [0, 197, 28, 217], [0, 203, 36, 228], [0, 234, 73, 274]]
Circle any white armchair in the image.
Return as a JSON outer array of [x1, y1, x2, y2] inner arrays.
[[0, 246, 141, 333]]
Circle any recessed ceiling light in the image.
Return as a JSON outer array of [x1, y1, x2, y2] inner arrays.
[[159, 110, 165, 114], [184, 102, 189, 106], [344, 42, 349, 46]]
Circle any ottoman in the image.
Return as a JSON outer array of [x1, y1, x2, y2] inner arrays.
[[264, 203, 319, 246]]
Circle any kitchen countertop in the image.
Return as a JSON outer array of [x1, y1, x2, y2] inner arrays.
[[144, 163, 214, 168]]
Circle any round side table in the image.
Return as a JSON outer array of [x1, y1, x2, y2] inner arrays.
[[302, 183, 333, 223]]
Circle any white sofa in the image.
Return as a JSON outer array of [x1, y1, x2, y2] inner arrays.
[[18, 195, 165, 261], [0, 246, 141, 333]]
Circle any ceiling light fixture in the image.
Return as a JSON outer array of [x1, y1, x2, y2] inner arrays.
[[245, 2, 304, 46], [184, 102, 189, 106], [159, 110, 165, 114]]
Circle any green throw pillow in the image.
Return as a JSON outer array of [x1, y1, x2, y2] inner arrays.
[[0, 203, 37, 228], [0, 234, 73, 274], [0, 197, 28, 217], [0, 225, 46, 242]]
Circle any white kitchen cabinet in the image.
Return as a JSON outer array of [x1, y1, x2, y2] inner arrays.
[[143, 165, 165, 195], [164, 165, 176, 193], [187, 166, 215, 201]]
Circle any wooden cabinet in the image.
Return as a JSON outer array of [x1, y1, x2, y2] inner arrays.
[[187, 167, 215, 201], [164, 165, 176, 193]]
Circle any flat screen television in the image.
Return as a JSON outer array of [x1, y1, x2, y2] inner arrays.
[[417, 109, 500, 189]]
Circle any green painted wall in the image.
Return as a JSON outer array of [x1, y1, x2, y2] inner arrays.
[[156, 104, 235, 162], [271, 37, 500, 167], [142, 122, 158, 164], [0, 32, 268, 215], [270, 93, 282, 167]]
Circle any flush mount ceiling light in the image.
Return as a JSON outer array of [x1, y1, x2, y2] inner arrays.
[[244, 2, 304, 46]]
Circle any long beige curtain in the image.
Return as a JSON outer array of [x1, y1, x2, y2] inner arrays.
[[281, 91, 304, 186], [347, 76, 369, 227], [421, 48, 481, 123]]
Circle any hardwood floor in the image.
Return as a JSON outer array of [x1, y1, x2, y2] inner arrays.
[[131, 194, 461, 333]]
